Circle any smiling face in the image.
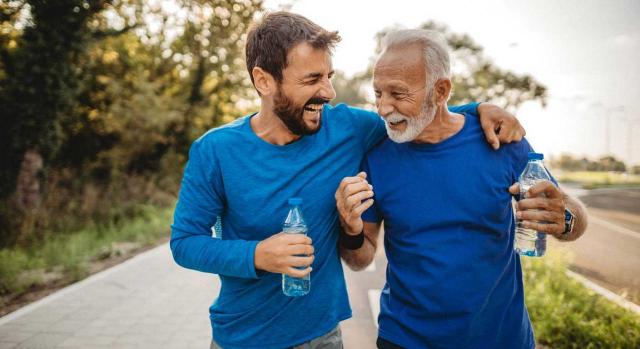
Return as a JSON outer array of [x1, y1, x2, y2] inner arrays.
[[373, 44, 438, 143], [273, 42, 336, 136]]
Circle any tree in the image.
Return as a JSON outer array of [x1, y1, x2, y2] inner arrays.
[[0, 0, 265, 247], [333, 21, 547, 110], [60, 0, 263, 177], [331, 70, 371, 107], [0, 0, 112, 202]]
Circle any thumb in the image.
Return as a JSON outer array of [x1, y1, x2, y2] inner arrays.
[[357, 171, 367, 180], [508, 183, 520, 195]]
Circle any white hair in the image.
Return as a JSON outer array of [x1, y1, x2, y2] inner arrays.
[[380, 29, 451, 87]]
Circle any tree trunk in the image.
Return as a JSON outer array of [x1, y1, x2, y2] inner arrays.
[[13, 149, 43, 212]]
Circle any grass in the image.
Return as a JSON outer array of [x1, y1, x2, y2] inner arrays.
[[523, 249, 640, 348], [556, 170, 640, 189], [0, 204, 173, 303]]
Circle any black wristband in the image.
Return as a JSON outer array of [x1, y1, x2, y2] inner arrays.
[[340, 229, 365, 250]]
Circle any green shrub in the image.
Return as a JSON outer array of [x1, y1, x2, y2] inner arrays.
[[523, 250, 640, 348]]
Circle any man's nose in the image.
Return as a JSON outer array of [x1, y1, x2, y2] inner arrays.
[[319, 78, 336, 101], [377, 95, 394, 117]]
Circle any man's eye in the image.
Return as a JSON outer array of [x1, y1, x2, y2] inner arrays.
[[392, 92, 406, 98]]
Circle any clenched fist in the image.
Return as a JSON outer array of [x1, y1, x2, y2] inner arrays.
[[335, 172, 375, 236]]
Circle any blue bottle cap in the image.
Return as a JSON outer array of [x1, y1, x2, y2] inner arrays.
[[288, 197, 303, 206], [528, 152, 544, 160]]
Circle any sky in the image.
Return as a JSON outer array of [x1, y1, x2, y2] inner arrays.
[[265, 0, 640, 165]]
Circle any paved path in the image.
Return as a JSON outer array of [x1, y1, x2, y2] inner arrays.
[[0, 245, 218, 348], [0, 244, 381, 349], [4, 186, 636, 348]]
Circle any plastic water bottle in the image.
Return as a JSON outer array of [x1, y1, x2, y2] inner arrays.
[[282, 198, 310, 296], [514, 152, 553, 257]]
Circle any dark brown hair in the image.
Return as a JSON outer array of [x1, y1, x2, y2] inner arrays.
[[245, 12, 341, 89]]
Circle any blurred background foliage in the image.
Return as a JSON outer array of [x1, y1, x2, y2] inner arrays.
[[0, 1, 549, 250], [0, 0, 262, 248], [332, 21, 548, 109]]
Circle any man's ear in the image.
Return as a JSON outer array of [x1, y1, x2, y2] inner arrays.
[[435, 78, 452, 104], [252, 67, 276, 96]]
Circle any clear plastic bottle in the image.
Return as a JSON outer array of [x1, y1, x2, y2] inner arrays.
[[514, 152, 553, 257], [282, 198, 310, 296]]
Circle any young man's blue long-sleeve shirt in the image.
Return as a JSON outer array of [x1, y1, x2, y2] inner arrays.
[[170, 102, 479, 349]]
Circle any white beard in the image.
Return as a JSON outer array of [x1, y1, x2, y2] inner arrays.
[[384, 93, 437, 143]]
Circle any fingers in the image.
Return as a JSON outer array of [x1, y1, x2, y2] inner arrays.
[[336, 175, 373, 213], [336, 175, 371, 210], [516, 209, 564, 224], [499, 125, 524, 144], [517, 121, 526, 138], [520, 220, 564, 235], [288, 243, 314, 256], [289, 255, 314, 268], [278, 233, 312, 245], [338, 173, 368, 192], [508, 183, 520, 195], [285, 266, 312, 278], [344, 181, 372, 197], [515, 187, 565, 236], [515, 125, 525, 140], [481, 121, 500, 150], [527, 181, 562, 199], [352, 198, 374, 217], [345, 189, 374, 209], [517, 197, 564, 212]]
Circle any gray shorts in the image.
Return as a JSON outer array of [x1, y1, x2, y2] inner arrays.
[[210, 326, 343, 349]]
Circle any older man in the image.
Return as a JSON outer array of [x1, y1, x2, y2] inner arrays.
[[336, 29, 587, 349], [171, 12, 528, 349]]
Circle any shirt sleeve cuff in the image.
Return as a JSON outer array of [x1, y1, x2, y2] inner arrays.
[[244, 240, 262, 279]]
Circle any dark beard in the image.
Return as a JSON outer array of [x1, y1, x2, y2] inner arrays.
[[273, 87, 325, 136]]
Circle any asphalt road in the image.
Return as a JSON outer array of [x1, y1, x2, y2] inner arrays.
[[558, 186, 640, 303]]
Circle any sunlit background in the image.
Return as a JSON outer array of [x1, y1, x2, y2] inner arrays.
[[267, 0, 640, 166]]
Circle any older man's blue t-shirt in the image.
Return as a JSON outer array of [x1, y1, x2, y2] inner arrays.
[[171, 103, 479, 348], [362, 113, 538, 349]]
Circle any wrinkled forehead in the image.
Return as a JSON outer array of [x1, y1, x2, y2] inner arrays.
[[373, 45, 426, 87]]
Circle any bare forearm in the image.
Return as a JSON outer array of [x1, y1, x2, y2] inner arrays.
[[559, 193, 588, 241], [339, 222, 380, 270], [340, 240, 376, 271]]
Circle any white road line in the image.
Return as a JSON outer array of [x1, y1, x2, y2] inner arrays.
[[0, 243, 169, 326], [589, 215, 640, 240], [368, 289, 381, 328], [566, 270, 640, 314]]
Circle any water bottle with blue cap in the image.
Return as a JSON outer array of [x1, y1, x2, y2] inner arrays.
[[514, 152, 553, 257], [282, 197, 310, 296]]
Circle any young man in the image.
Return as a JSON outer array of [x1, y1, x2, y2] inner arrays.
[[171, 13, 526, 349]]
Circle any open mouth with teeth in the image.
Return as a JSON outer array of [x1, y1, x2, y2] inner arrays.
[[303, 103, 324, 114], [387, 119, 407, 129]]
